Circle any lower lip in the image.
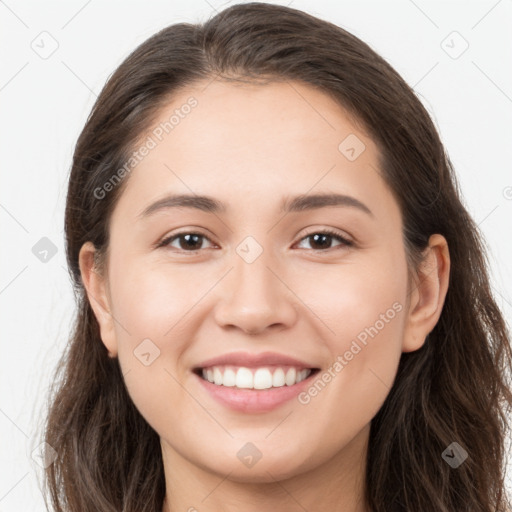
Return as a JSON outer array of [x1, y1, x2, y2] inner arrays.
[[194, 371, 317, 413]]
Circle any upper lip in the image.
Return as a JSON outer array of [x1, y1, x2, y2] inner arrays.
[[194, 351, 319, 370]]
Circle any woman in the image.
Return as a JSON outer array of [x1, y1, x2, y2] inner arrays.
[[42, 2, 512, 511]]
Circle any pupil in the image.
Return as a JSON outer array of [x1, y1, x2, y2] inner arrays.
[[311, 233, 331, 249], [181, 234, 201, 249]]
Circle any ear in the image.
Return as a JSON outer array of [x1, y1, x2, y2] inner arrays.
[[402, 234, 450, 353], [78, 241, 118, 357]]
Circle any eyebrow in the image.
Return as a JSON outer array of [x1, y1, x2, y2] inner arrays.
[[138, 192, 373, 219]]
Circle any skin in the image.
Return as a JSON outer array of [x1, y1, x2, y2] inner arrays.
[[79, 79, 450, 512]]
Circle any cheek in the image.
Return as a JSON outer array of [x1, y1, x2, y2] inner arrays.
[[105, 258, 198, 412], [108, 256, 204, 343], [106, 261, 198, 434], [314, 248, 407, 351], [297, 250, 407, 433]]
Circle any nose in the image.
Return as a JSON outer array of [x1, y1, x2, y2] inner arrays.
[[213, 252, 298, 335]]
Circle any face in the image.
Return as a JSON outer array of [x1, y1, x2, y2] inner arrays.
[[81, 79, 442, 485]]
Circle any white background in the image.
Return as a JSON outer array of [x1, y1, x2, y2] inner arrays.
[[1, 0, 511, 509]]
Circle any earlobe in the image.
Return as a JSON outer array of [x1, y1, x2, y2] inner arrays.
[[78, 241, 118, 358], [402, 234, 450, 353]]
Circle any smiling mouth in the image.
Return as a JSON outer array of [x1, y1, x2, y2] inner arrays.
[[193, 365, 321, 390]]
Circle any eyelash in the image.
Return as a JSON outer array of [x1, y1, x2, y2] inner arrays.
[[156, 229, 354, 253]]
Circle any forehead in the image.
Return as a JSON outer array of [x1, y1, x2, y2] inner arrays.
[[111, 79, 397, 223]]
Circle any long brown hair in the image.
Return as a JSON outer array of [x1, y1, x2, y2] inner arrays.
[[41, 3, 512, 511]]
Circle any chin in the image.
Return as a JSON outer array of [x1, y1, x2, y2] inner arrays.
[[201, 449, 317, 484]]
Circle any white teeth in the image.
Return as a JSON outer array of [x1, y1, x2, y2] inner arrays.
[[285, 368, 296, 386], [254, 368, 273, 389], [223, 368, 236, 387], [235, 367, 253, 389], [300, 369, 311, 381], [200, 365, 313, 389], [213, 367, 223, 385], [272, 368, 285, 387]]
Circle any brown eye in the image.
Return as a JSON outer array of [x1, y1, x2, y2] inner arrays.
[[159, 232, 213, 251], [157, 229, 353, 254], [296, 230, 353, 251]]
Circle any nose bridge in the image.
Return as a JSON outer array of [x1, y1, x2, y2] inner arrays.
[[213, 235, 297, 333], [234, 243, 276, 300]]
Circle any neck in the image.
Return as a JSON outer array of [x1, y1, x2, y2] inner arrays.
[[161, 424, 370, 512]]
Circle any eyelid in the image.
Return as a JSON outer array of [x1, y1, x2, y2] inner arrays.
[[296, 227, 354, 247], [156, 229, 216, 250]]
